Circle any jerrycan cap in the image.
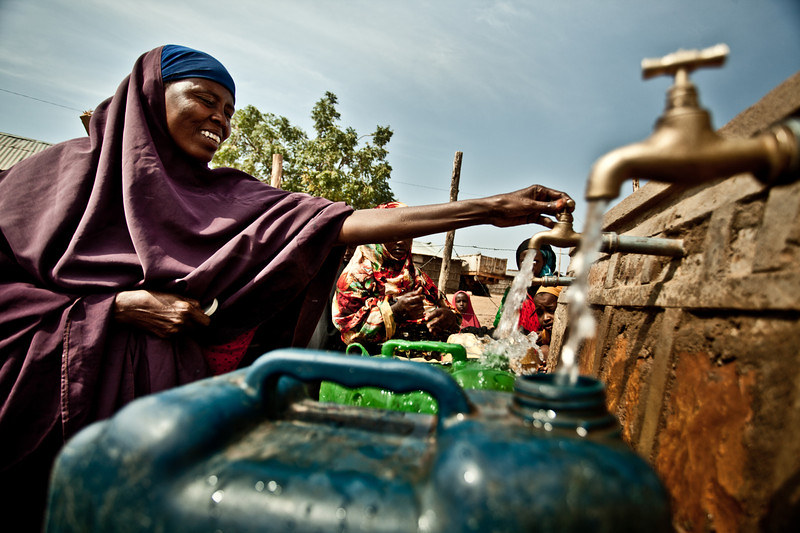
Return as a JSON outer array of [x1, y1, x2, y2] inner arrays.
[[511, 373, 618, 435]]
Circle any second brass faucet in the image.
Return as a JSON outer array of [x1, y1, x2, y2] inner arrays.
[[584, 44, 800, 201]]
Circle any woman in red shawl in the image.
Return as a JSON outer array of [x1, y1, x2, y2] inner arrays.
[[0, 45, 572, 529]]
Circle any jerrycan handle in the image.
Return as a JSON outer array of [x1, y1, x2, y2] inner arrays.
[[345, 342, 370, 356], [381, 339, 467, 362], [245, 349, 474, 420]]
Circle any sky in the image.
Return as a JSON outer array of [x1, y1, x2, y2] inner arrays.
[[1, 0, 799, 271]]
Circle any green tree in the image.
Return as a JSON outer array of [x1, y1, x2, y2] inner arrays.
[[212, 91, 395, 209]]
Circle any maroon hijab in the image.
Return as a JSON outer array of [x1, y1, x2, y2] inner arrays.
[[0, 46, 352, 511]]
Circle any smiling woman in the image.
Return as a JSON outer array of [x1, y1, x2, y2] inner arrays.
[[160, 44, 236, 162], [0, 44, 354, 530], [0, 44, 571, 530], [164, 78, 234, 162]]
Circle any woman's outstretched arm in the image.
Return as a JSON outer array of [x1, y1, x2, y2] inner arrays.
[[336, 185, 572, 245]]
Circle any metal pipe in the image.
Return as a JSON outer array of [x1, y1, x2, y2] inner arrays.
[[532, 276, 576, 286], [601, 234, 684, 257]]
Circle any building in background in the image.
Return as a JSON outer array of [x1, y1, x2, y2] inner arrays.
[[411, 240, 512, 297], [0, 132, 52, 170]]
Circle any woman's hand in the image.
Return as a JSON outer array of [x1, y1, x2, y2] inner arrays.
[[425, 307, 460, 338], [391, 287, 426, 322], [113, 290, 211, 338], [487, 185, 574, 229]]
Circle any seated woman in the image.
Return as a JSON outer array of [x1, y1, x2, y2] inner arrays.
[[493, 240, 557, 334], [533, 285, 563, 361], [0, 45, 572, 529], [333, 203, 460, 353]]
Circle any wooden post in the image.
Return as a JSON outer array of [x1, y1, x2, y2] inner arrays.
[[437, 151, 462, 297], [80, 110, 93, 135], [271, 153, 283, 189]]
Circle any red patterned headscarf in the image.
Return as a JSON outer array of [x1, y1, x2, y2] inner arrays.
[[375, 201, 407, 209]]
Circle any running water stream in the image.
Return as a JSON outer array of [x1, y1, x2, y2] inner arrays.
[[484, 250, 545, 373], [482, 199, 609, 379], [557, 199, 609, 385], [494, 250, 535, 340]]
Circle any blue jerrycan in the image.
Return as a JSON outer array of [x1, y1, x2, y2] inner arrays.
[[46, 349, 671, 532]]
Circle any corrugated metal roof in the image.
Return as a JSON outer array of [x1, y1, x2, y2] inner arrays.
[[0, 132, 52, 170], [411, 240, 445, 258], [411, 241, 473, 260]]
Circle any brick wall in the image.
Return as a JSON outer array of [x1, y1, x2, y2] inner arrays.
[[548, 71, 800, 531]]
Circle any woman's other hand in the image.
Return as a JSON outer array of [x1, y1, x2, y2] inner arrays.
[[425, 307, 460, 338], [113, 290, 211, 338], [391, 286, 426, 322]]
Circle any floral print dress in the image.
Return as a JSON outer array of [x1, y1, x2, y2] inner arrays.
[[332, 243, 453, 346]]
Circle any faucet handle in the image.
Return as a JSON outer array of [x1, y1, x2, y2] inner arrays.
[[641, 43, 729, 83], [555, 198, 575, 223]]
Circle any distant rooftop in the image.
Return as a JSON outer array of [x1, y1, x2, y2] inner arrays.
[[0, 132, 52, 170], [411, 240, 448, 258]]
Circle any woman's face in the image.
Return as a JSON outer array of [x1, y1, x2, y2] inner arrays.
[[382, 239, 413, 262], [454, 293, 470, 314], [164, 78, 235, 163]]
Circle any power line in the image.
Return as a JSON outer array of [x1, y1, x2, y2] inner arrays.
[[0, 88, 85, 112], [391, 179, 482, 198], [416, 241, 517, 254], [2, 87, 583, 231], [453, 244, 516, 253]]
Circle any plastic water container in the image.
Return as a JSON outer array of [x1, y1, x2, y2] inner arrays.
[[46, 349, 671, 532], [318, 340, 516, 413]]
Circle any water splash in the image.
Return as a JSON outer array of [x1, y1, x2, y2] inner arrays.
[[485, 251, 546, 374], [483, 330, 544, 375], [557, 199, 609, 385]]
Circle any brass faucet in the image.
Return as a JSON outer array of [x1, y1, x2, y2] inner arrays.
[[585, 44, 800, 200], [529, 207, 581, 251], [528, 205, 684, 257]]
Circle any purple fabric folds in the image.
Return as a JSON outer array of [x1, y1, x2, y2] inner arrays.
[[0, 45, 352, 502]]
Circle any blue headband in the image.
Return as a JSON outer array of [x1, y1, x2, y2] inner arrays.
[[161, 44, 236, 100], [516, 240, 556, 275], [540, 245, 556, 275]]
